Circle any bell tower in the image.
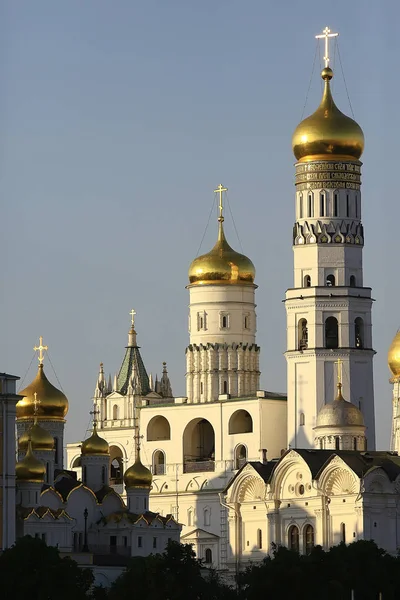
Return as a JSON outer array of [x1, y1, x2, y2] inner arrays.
[[285, 28, 375, 449]]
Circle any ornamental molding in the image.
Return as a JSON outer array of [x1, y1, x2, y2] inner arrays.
[[293, 219, 364, 247]]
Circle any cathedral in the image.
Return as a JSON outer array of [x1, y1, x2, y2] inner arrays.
[[3, 26, 400, 580]]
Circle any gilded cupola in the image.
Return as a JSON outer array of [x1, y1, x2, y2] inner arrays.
[[19, 419, 54, 452], [388, 330, 400, 379], [124, 453, 152, 489], [17, 338, 69, 422], [292, 66, 364, 162], [188, 185, 255, 286], [81, 422, 110, 456], [16, 439, 46, 483]]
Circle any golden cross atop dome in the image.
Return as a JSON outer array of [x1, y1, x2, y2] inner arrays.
[[33, 392, 41, 416], [129, 309, 136, 327], [33, 336, 48, 365], [90, 406, 100, 427], [214, 184, 228, 223], [334, 358, 343, 385], [315, 26, 339, 68]]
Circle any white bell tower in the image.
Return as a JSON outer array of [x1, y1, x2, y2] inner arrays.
[[285, 28, 375, 449]]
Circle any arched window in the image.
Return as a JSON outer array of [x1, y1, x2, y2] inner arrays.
[[325, 317, 339, 349], [223, 380, 228, 394], [147, 416, 171, 441], [183, 419, 215, 473], [341, 523, 346, 543], [222, 316, 227, 328], [200, 381, 203, 395], [298, 318, 308, 350], [54, 438, 59, 465], [187, 509, 193, 527], [152, 450, 165, 475], [299, 194, 303, 219], [288, 525, 299, 553], [229, 410, 253, 434], [350, 275, 356, 287], [109, 445, 124, 484], [320, 193, 325, 217], [257, 528, 262, 549], [113, 405, 119, 420], [326, 274, 335, 287], [355, 317, 364, 349], [235, 444, 247, 470], [299, 413, 305, 426], [304, 525, 314, 555], [304, 275, 311, 287], [204, 507, 211, 527], [346, 194, 350, 217], [335, 437, 340, 450], [307, 193, 314, 218], [353, 437, 357, 451], [334, 193, 339, 217], [205, 548, 212, 563]]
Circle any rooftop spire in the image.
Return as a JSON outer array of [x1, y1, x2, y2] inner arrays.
[[128, 308, 137, 347], [33, 336, 48, 366], [214, 183, 227, 226], [315, 26, 338, 68]]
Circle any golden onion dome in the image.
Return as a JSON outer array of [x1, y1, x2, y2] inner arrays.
[[124, 455, 152, 489], [388, 330, 400, 378], [188, 222, 255, 286], [81, 423, 110, 456], [292, 67, 364, 162], [316, 383, 365, 428], [19, 420, 54, 452], [16, 440, 46, 483], [17, 365, 69, 421]]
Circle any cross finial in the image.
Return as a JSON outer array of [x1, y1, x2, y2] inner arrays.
[[315, 26, 339, 68], [33, 392, 41, 417], [129, 309, 136, 327], [334, 358, 343, 385], [133, 430, 144, 455], [90, 405, 100, 428], [33, 336, 48, 366], [214, 184, 228, 223]]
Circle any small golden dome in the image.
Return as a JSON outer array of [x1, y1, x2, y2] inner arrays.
[[388, 330, 400, 378], [19, 420, 54, 452], [188, 222, 255, 286], [16, 440, 46, 483], [292, 67, 364, 162], [17, 365, 69, 421], [124, 455, 152, 489], [81, 423, 109, 456], [316, 383, 365, 428]]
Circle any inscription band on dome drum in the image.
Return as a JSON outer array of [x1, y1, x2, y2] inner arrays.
[[295, 160, 361, 192]]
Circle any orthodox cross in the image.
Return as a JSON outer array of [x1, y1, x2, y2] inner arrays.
[[129, 309, 136, 327], [33, 392, 41, 416], [315, 26, 338, 68], [90, 406, 100, 427], [33, 336, 48, 365], [214, 184, 227, 222], [334, 358, 343, 384], [133, 429, 144, 454]]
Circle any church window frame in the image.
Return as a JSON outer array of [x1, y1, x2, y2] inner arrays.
[[112, 404, 119, 420], [204, 506, 211, 527], [303, 524, 314, 555], [298, 318, 308, 351], [353, 437, 357, 451], [335, 437, 340, 450], [229, 410, 253, 434], [187, 507, 194, 527], [299, 412, 305, 427], [197, 311, 206, 331], [325, 316, 339, 349], [307, 193, 314, 218], [220, 312, 229, 330], [223, 380, 228, 394], [288, 525, 300, 553], [244, 313, 250, 330], [152, 449, 166, 475], [340, 523, 346, 543], [326, 274, 336, 287], [234, 444, 248, 470], [350, 275, 356, 287], [354, 317, 364, 349]]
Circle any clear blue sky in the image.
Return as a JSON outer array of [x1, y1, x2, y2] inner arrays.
[[1, 0, 398, 448]]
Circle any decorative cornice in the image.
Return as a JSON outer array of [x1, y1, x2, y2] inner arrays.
[[293, 219, 364, 247]]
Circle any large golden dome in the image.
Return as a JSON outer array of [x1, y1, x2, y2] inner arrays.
[[189, 222, 255, 286], [19, 420, 54, 452], [388, 330, 400, 378], [17, 365, 69, 421], [81, 423, 110, 456], [292, 67, 364, 162], [16, 440, 46, 483], [124, 455, 152, 489]]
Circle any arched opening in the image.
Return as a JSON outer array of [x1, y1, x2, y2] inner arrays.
[[229, 410, 253, 434], [222, 315, 227, 328], [304, 275, 311, 287], [72, 456, 81, 468], [299, 413, 305, 426], [147, 415, 171, 441], [204, 507, 211, 527], [109, 445, 123, 484], [304, 525, 314, 555], [234, 444, 247, 470], [353, 437, 357, 451], [355, 317, 364, 349], [223, 380, 228, 394], [350, 275, 356, 287], [112, 405, 119, 420], [341, 522, 346, 543], [183, 418, 215, 473], [335, 437, 340, 451], [205, 548, 212, 564], [299, 194, 303, 219], [152, 450, 165, 475], [325, 317, 339, 349], [334, 193, 339, 217], [307, 193, 314, 218], [298, 318, 308, 350], [288, 525, 299, 553], [326, 274, 335, 287], [320, 192, 325, 217], [257, 528, 262, 550]]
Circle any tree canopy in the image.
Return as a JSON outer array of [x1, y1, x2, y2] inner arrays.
[[0, 535, 93, 600]]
